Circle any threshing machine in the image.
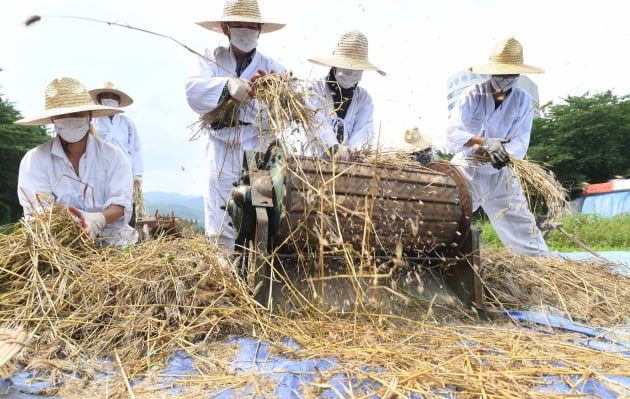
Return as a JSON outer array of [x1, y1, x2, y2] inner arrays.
[[227, 145, 483, 313]]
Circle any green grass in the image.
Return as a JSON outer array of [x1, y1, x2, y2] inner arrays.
[[475, 213, 630, 252]]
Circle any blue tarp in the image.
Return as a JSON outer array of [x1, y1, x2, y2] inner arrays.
[[579, 191, 630, 217], [4, 252, 629, 398]]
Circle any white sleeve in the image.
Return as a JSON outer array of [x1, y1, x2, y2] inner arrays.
[[184, 49, 231, 115]]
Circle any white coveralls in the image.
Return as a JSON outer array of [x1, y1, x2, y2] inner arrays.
[[17, 134, 136, 247], [446, 80, 549, 257], [185, 46, 285, 250], [302, 79, 377, 155], [92, 114, 143, 178]]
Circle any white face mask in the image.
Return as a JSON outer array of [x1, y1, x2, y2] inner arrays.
[[334, 68, 363, 89], [54, 116, 90, 143], [490, 75, 519, 92], [100, 98, 119, 108], [229, 27, 259, 53]]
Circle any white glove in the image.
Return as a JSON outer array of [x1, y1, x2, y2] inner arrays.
[[133, 175, 142, 185], [68, 207, 106, 238], [227, 78, 252, 103]]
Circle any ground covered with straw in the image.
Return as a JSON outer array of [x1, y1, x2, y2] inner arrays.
[[0, 205, 628, 398]]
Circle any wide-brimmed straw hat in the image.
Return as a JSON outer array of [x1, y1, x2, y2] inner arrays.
[[89, 82, 133, 107], [469, 37, 544, 75], [403, 127, 432, 151], [308, 30, 386, 76], [15, 77, 122, 126], [196, 0, 285, 34]]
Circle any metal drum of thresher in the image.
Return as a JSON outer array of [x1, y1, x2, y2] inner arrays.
[[279, 155, 472, 256], [228, 145, 482, 312]]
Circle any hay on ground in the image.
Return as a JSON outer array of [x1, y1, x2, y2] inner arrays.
[[0, 197, 629, 397]]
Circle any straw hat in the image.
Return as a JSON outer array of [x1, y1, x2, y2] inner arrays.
[[469, 37, 544, 75], [404, 127, 432, 151], [15, 77, 122, 126], [89, 82, 133, 107], [196, 0, 285, 34], [308, 30, 386, 76]]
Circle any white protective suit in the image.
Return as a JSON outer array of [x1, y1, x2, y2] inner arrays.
[[185, 46, 285, 250], [313, 79, 377, 150], [92, 114, 143, 178], [446, 80, 549, 257], [17, 134, 137, 247]]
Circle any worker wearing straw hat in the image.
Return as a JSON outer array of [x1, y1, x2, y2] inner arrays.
[[304, 30, 385, 159], [445, 37, 549, 257], [403, 127, 434, 165], [15, 77, 137, 247], [90, 82, 143, 228], [185, 0, 286, 250]]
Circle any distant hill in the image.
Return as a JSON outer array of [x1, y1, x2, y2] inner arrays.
[[142, 192, 204, 222]]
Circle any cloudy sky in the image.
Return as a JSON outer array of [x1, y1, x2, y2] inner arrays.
[[1, 0, 628, 195]]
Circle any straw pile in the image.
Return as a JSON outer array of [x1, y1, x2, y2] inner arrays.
[[0, 205, 262, 376], [0, 197, 628, 397], [3, 107, 628, 396], [481, 248, 630, 324]]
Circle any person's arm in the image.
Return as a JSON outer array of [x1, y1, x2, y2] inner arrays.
[[463, 135, 485, 147], [101, 204, 124, 224], [302, 80, 338, 156], [17, 142, 54, 217], [101, 146, 134, 226], [185, 48, 232, 115]]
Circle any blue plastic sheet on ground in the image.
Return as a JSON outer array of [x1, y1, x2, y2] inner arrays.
[[3, 252, 629, 398]]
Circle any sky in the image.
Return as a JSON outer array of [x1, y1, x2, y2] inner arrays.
[[1, 0, 629, 196]]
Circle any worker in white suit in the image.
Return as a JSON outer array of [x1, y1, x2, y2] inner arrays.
[[16, 77, 136, 247], [184, 0, 286, 251], [302, 30, 385, 159], [90, 82, 143, 227], [446, 37, 549, 257]]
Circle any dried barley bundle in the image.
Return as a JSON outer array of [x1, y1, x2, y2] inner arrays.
[[473, 151, 570, 220], [197, 72, 314, 134], [133, 180, 146, 218]]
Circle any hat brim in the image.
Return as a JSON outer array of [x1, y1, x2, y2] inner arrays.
[[196, 20, 285, 34], [468, 62, 545, 74], [15, 105, 123, 126], [89, 88, 133, 107], [308, 56, 386, 76]]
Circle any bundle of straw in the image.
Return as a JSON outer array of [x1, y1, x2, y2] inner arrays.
[[198, 72, 314, 134], [133, 180, 146, 218], [472, 150, 571, 220]]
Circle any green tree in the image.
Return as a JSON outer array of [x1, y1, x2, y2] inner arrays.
[[529, 91, 630, 198], [0, 94, 51, 224]]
